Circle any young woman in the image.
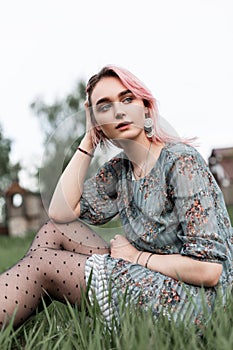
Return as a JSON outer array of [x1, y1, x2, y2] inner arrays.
[[0, 65, 232, 328]]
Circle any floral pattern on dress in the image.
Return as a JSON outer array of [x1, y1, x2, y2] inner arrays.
[[81, 142, 233, 325]]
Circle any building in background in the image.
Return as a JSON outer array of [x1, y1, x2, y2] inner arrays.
[[208, 146, 233, 206], [1, 181, 47, 237]]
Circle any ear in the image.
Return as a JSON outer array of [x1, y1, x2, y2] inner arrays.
[[144, 107, 149, 115]]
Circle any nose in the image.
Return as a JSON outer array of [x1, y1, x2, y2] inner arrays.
[[115, 112, 126, 120], [114, 102, 126, 120]]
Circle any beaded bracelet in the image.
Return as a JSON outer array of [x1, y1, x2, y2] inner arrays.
[[136, 251, 144, 264], [145, 253, 153, 268], [77, 147, 94, 158]]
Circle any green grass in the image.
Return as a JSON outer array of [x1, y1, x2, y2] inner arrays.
[[0, 233, 35, 273], [0, 289, 232, 350], [227, 205, 233, 225], [0, 211, 233, 350]]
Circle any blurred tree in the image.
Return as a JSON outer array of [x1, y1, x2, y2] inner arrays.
[[31, 81, 86, 142], [0, 124, 21, 223], [30, 80, 102, 210], [0, 124, 21, 194]]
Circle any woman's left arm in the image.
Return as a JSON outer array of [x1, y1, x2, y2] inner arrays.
[[138, 251, 222, 287], [110, 235, 222, 287]]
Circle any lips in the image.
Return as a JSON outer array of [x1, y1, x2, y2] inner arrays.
[[115, 121, 133, 129]]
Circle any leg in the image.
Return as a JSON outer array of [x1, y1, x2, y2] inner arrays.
[[27, 219, 109, 256], [0, 219, 110, 328]]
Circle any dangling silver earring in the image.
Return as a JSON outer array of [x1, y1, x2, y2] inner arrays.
[[144, 116, 155, 138]]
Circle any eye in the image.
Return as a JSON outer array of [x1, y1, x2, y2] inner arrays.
[[122, 96, 133, 104], [98, 103, 112, 112]]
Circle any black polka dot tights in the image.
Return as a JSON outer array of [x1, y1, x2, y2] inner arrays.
[[0, 220, 110, 328]]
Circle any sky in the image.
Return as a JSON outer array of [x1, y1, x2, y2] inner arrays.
[[0, 0, 233, 189]]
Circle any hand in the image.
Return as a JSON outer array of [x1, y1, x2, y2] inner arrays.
[[110, 234, 139, 263], [84, 100, 93, 133], [82, 100, 100, 149]]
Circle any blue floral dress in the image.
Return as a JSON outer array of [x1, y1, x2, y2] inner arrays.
[[80, 142, 233, 325]]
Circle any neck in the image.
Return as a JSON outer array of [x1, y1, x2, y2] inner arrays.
[[117, 136, 165, 179], [118, 135, 152, 166], [128, 141, 152, 167]]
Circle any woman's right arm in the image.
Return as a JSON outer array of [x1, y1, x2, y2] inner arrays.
[[48, 106, 95, 223]]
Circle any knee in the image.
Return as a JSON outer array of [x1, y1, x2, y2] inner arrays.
[[41, 219, 81, 233]]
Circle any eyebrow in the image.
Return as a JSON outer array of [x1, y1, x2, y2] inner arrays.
[[95, 89, 132, 106]]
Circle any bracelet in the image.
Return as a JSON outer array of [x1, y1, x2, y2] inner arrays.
[[136, 251, 144, 264], [145, 253, 153, 268], [77, 147, 94, 158]]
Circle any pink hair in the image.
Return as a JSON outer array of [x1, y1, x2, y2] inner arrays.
[[86, 65, 195, 147]]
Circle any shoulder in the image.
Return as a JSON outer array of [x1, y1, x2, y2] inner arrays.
[[164, 142, 206, 164], [162, 142, 209, 175]]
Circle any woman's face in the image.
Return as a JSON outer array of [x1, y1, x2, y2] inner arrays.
[[90, 76, 148, 142]]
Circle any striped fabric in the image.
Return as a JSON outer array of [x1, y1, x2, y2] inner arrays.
[[85, 254, 217, 326]]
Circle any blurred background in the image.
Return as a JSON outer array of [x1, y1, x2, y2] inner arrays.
[[0, 0, 232, 236]]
